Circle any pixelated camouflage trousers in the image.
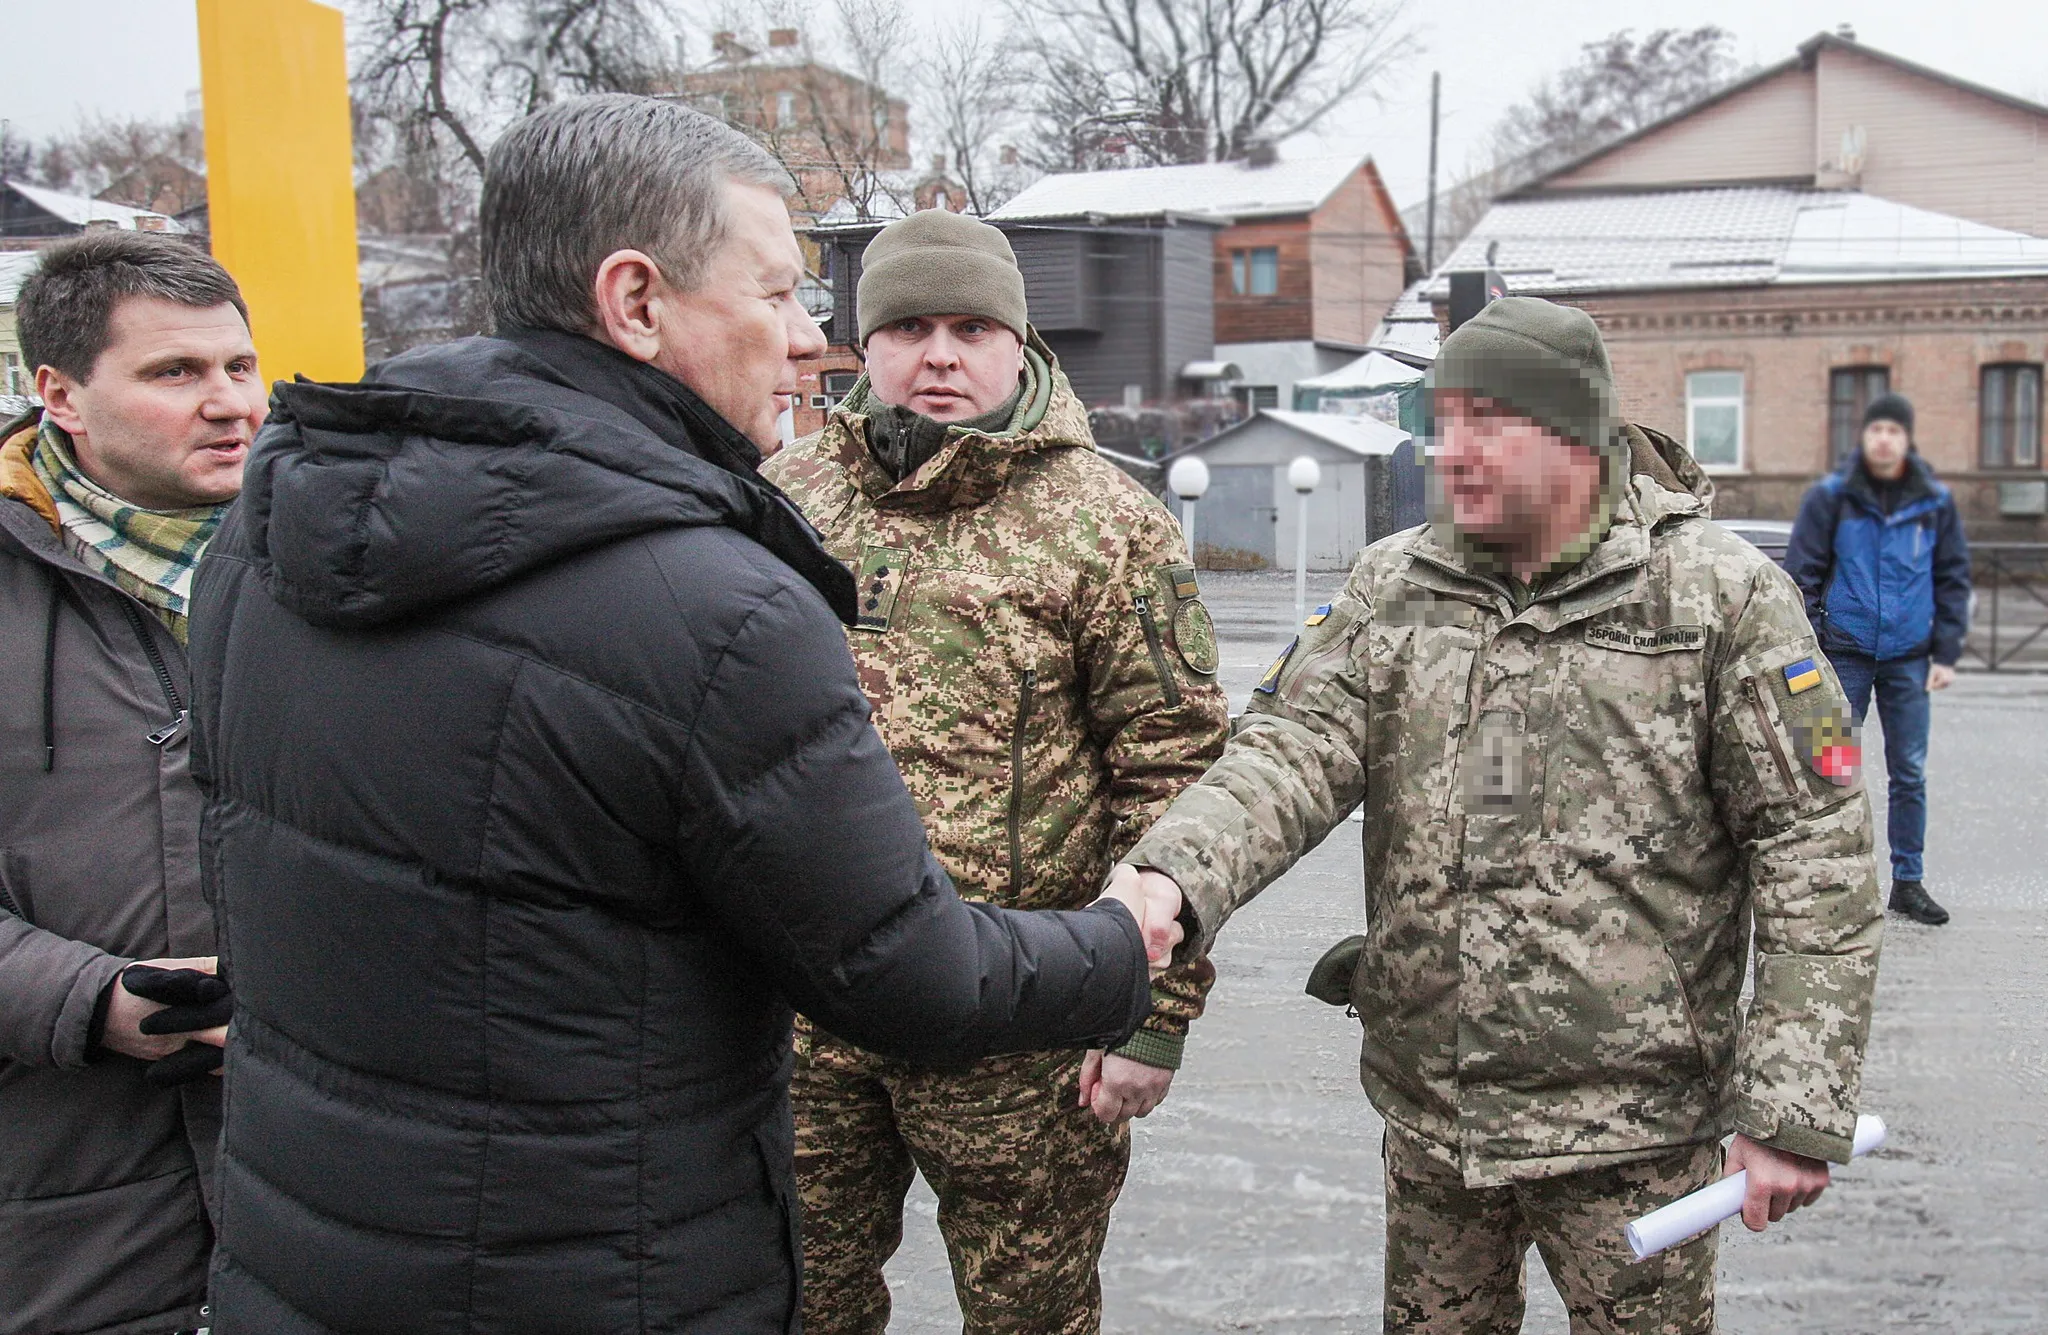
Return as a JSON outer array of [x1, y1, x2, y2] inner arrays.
[[1383, 1126, 1721, 1335], [792, 1027, 1130, 1335]]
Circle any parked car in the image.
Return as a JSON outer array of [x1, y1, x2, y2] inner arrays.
[[1713, 518, 1793, 567]]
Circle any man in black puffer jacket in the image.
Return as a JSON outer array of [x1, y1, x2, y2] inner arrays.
[[187, 96, 1177, 1334]]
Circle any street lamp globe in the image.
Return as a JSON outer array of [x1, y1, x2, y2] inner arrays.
[[1168, 456, 1211, 501], [1288, 456, 1322, 494]]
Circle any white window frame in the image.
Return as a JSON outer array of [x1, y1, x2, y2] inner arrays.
[[1685, 370, 1746, 473], [775, 90, 796, 125]]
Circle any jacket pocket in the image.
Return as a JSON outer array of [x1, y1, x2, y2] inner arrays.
[[1741, 674, 1798, 797], [1132, 594, 1182, 708], [1007, 668, 1038, 900]]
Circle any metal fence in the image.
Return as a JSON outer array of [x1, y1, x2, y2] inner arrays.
[[1966, 544, 2048, 672]]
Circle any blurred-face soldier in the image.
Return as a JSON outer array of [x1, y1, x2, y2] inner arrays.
[[764, 209, 1229, 1335], [1109, 296, 1884, 1333], [0, 231, 260, 1335], [186, 96, 1183, 1334], [1785, 391, 1971, 927]]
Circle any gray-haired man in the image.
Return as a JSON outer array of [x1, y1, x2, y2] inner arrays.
[[188, 94, 1182, 1332]]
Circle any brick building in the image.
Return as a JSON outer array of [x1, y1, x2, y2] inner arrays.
[[992, 153, 1414, 414], [672, 28, 909, 224], [1432, 34, 2048, 536]]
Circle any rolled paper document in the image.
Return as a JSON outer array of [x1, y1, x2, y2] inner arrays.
[[1624, 1114, 1888, 1261]]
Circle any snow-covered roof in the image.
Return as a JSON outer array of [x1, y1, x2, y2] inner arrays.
[[1297, 350, 1425, 393], [1364, 280, 1440, 365], [5, 180, 183, 233], [0, 251, 41, 304], [1426, 187, 2048, 299], [991, 155, 1365, 223], [1181, 407, 1411, 461]]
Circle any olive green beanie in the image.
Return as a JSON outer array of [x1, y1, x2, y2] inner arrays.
[[857, 210, 1029, 345], [1431, 296, 1626, 483]]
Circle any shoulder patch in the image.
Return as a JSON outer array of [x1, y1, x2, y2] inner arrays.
[[1172, 598, 1219, 675], [1782, 657, 1822, 694], [1583, 622, 1707, 654], [1168, 563, 1201, 600], [1254, 638, 1297, 694], [1304, 603, 1332, 627]]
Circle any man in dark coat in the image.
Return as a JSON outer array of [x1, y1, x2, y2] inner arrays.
[[1, 232, 263, 1334], [189, 95, 1178, 1334], [1787, 391, 1972, 925]]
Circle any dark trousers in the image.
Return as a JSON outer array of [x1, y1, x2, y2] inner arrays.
[[1831, 652, 1930, 881]]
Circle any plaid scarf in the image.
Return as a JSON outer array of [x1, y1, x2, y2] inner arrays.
[[28, 417, 227, 643]]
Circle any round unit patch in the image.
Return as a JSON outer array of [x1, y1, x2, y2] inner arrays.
[[1172, 598, 1220, 675]]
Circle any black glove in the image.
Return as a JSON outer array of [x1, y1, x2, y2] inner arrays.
[[121, 965, 232, 1088]]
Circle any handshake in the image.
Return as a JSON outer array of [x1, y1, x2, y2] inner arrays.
[[1092, 864, 1188, 976]]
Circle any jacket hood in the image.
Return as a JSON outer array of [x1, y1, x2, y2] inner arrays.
[[819, 329, 1095, 511], [1624, 422, 1713, 526], [238, 333, 856, 630]]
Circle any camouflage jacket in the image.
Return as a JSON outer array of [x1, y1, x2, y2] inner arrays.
[[1127, 426, 1882, 1183], [764, 345, 1229, 1068]]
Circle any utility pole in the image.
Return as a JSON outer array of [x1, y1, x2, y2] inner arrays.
[[1424, 72, 1441, 274]]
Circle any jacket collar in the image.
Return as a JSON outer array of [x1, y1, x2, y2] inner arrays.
[[820, 333, 1092, 513]]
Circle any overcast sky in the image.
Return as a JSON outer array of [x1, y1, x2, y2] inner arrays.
[[6, 0, 2046, 213]]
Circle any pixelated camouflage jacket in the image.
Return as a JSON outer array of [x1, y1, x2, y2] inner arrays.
[[763, 343, 1229, 1068], [1127, 425, 1883, 1184]]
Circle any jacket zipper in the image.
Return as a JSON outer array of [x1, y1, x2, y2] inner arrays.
[[116, 600, 187, 744], [0, 876, 21, 919], [1008, 669, 1037, 900], [1132, 594, 1182, 708], [1742, 675, 1797, 790]]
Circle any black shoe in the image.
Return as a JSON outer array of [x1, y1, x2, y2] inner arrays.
[[1888, 880, 1950, 925]]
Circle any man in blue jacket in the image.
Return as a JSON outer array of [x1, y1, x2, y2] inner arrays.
[[1787, 391, 1971, 925]]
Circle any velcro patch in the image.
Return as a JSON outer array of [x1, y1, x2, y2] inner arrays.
[[1254, 639, 1297, 694], [1795, 706, 1861, 786], [1782, 657, 1822, 694], [1304, 603, 1332, 627], [1583, 622, 1707, 654], [1168, 563, 1201, 601], [1173, 598, 1220, 675]]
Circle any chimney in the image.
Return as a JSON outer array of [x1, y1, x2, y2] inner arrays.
[[1834, 22, 1855, 40], [768, 28, 799, 48], [1245, 140, 1278, 168], [999, 144, 1019, 166], [931, 153, 947, 173]]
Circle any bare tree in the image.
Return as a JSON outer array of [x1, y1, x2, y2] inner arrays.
[[25, 114, 208, 215], [1404, 27, 1746, 270], [1008, 0, 1416, 170], [1487, 26, 1744, 188], [350, 0, 680, 180], [918, 17, 1029, 214]]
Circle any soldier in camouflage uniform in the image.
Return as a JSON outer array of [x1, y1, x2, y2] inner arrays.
[[1119, 297, 1883, 1333], [763, 209, 1229, 1335]]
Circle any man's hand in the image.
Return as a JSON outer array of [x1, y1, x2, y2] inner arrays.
[[1093, 864, 1185, 975], [1078, 1049, 1175, 1124], [1725, 1133, 1831, 1231], [100, 957, 229, 1063], [1927, 663, 1956, 692]]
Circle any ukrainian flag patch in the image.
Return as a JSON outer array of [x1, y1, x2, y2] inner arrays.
[[1304, 603, 1332, 627], [1782, 658, 1822, 695], [1254, 639, 1297, 694]]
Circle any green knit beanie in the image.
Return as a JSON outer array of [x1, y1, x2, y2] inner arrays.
[[857, 210, 1029, 345], [1431, 296, 1625, 483]]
